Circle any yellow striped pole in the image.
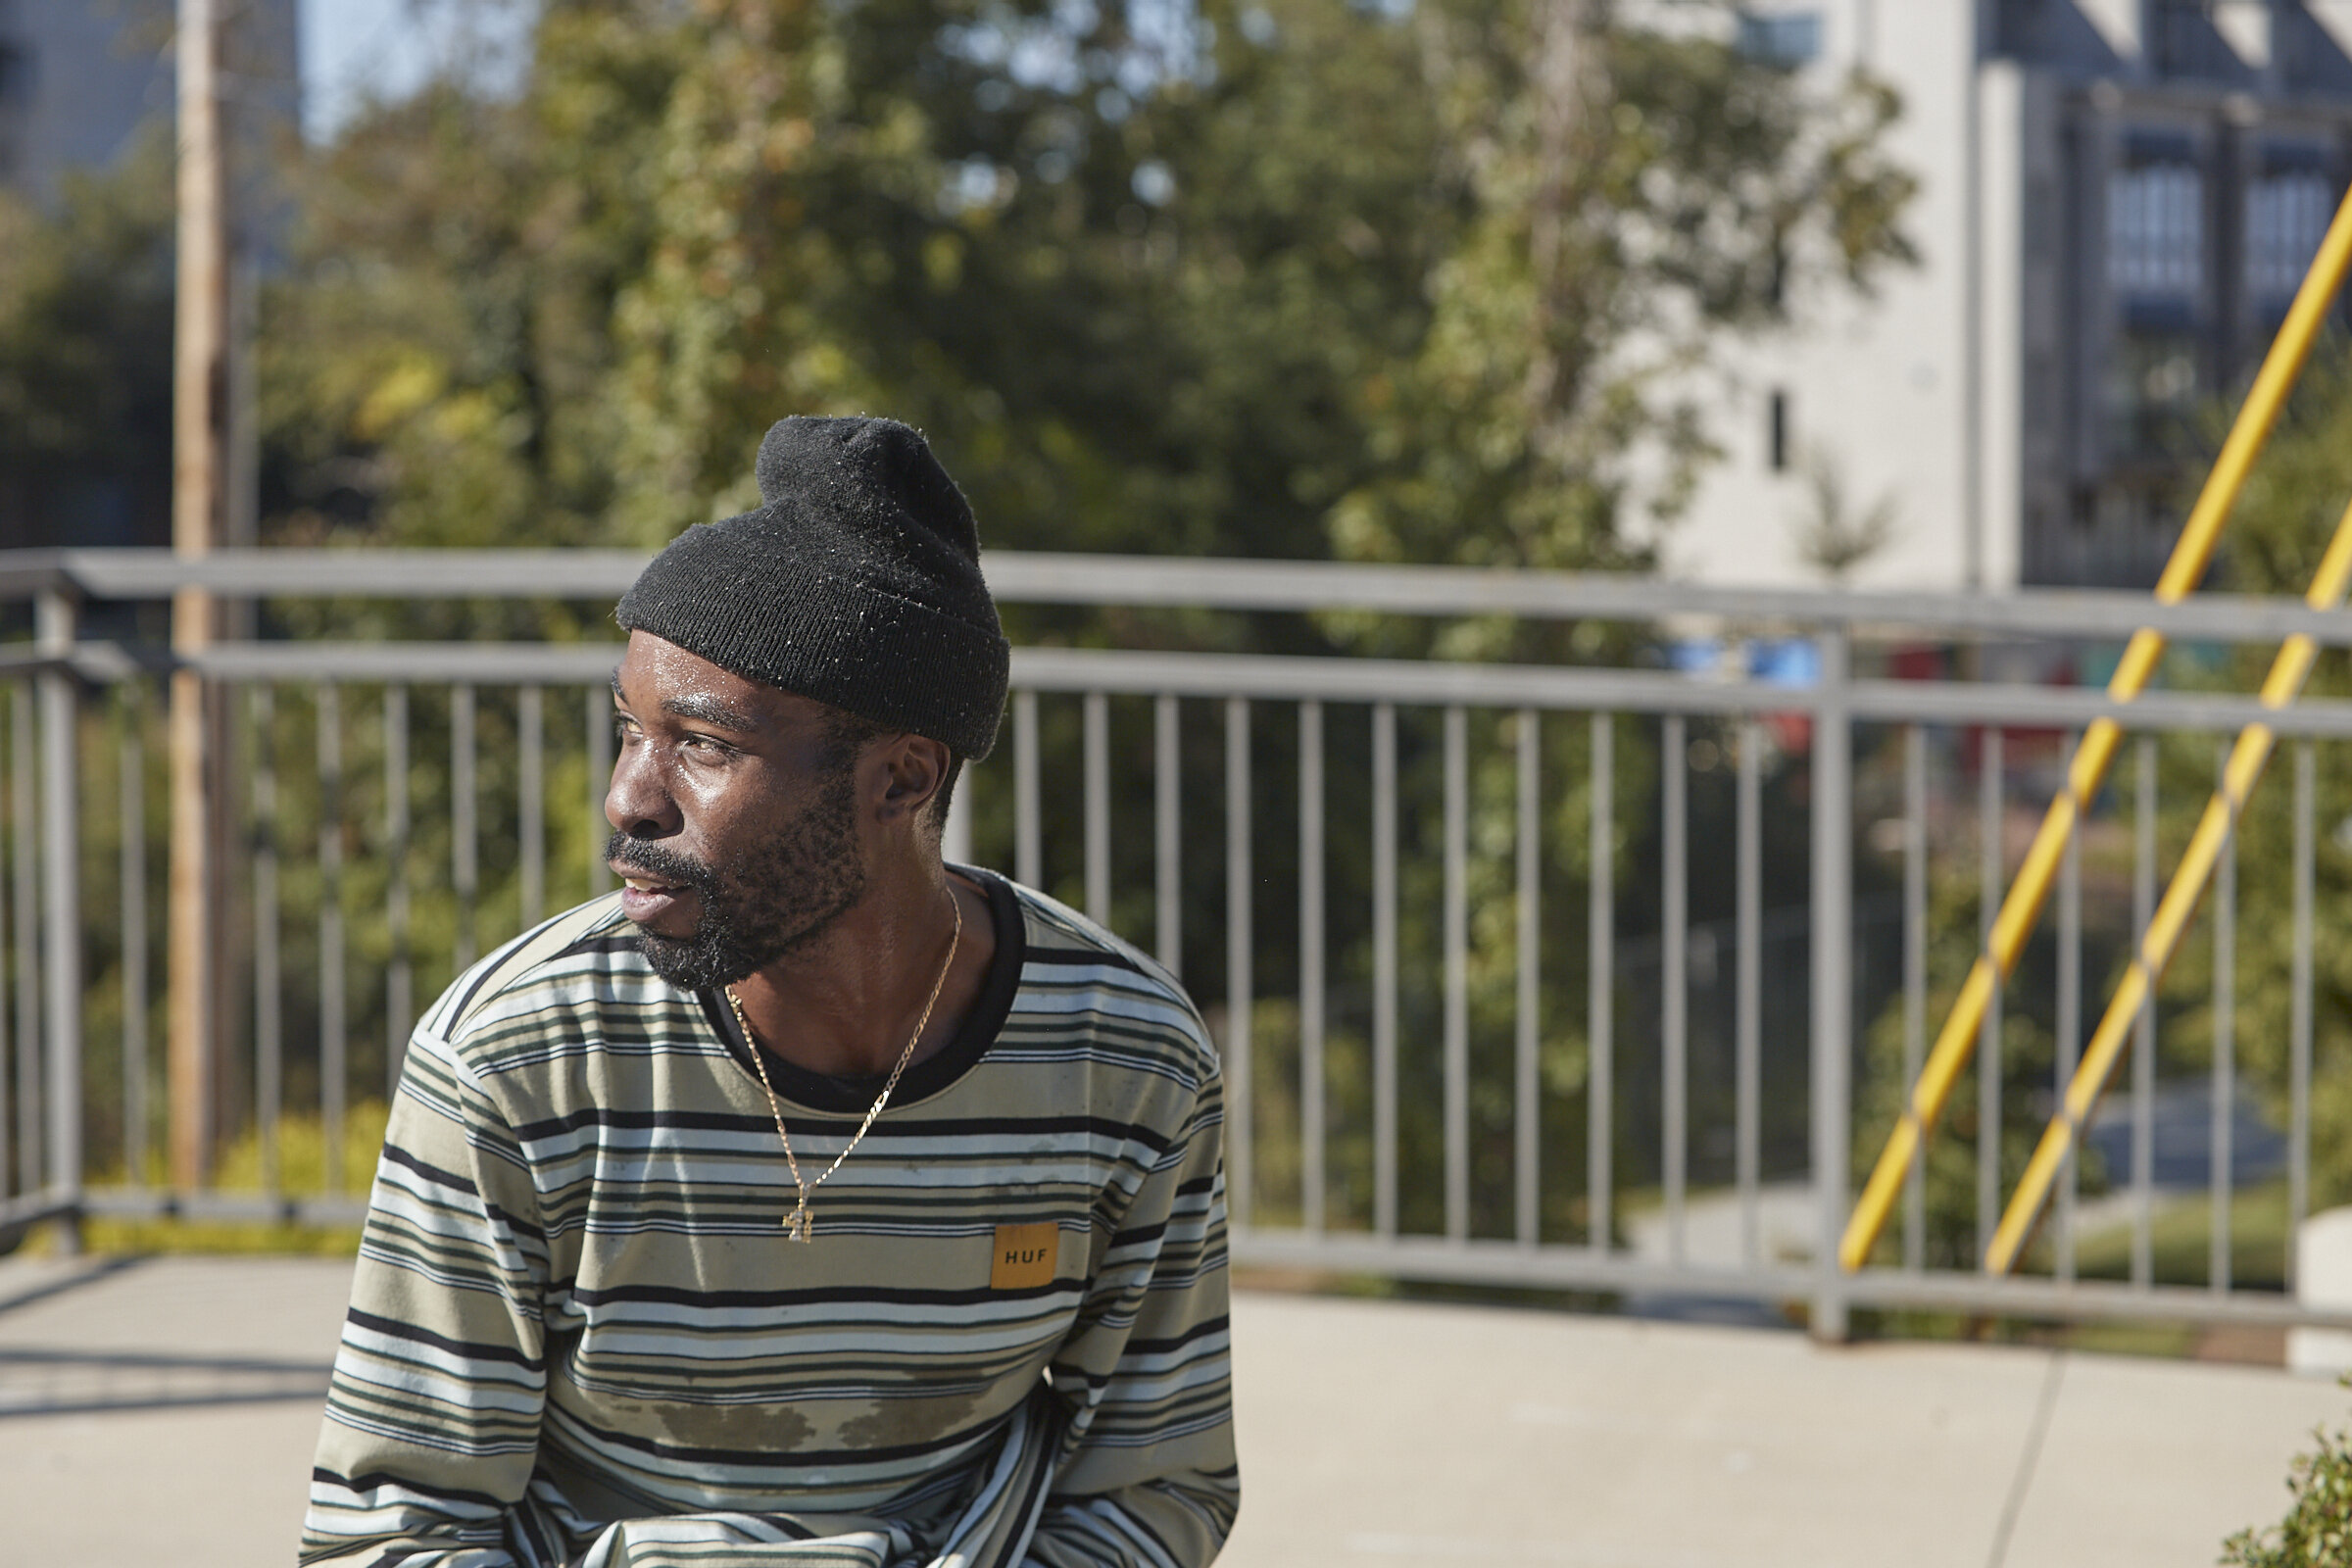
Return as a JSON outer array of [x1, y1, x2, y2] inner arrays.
[[1984, 509, 2352, 1275], [1838, 176, 2352, 1274]]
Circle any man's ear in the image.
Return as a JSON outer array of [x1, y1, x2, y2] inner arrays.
[[874, 733, 952, 826]]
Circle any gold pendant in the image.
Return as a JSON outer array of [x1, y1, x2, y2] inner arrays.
[[783, 1207, 813, 1243]]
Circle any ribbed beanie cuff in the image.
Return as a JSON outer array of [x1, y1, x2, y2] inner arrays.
[[616, 417, 1010, 760]]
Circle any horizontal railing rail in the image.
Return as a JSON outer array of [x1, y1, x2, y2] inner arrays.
[[14, 641, 2352, 739], [0, 546, 2346, 642], [0, 548, 2336, 1346]]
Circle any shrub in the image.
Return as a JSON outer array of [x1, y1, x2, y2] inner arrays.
[[2225, 1385, 2352, 1567]]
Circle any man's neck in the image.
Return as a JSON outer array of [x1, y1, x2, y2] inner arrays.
[[728, 864, 997, 1081]]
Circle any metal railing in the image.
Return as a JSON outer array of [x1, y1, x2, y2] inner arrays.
[[0, 548, 2347, 1339]]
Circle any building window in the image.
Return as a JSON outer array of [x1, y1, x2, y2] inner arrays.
[[2109, 135, 2203, 301], [1736, 11, 1822, 68], [1767, 389, 1789, 471], [2106, 133, 2205, 466], [2246, 145, 2336, 312]]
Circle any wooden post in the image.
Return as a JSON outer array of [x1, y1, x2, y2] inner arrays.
[[170, 0, 223, 1190]]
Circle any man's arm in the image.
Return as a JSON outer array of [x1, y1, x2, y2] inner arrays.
[[301, 1026, 550, 1567], [1026, 1057, 1240, 1568]]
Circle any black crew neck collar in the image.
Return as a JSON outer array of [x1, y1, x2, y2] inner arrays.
[[699, 866, 1025, 1115]]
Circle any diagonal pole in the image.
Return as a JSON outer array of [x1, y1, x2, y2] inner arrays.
[[1984, 507, 2352, 1275], [1838, 177, 2352, 1274]]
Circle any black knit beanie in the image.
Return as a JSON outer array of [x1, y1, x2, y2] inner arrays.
[[616, 416, 1009, 760]]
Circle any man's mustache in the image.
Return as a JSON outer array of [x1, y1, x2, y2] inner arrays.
[[605, 832, 721, 896]]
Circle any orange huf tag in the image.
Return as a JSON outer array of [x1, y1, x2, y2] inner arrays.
[[990, 1222, 1058, 1289]]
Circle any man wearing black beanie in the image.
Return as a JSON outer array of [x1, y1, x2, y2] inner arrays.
[[304, 417, 1239, 1568]]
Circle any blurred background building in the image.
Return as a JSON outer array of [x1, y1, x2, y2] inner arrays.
[[0, 0, 170, 201], [0, 0, 297, 203], [1674, 0, 2352, 591], [0, 0, 297, 551]]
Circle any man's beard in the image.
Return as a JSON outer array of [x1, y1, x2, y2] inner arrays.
[[606, 771, 868, 990]]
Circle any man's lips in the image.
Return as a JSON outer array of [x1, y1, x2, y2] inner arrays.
[[612, 867, 700, 924]]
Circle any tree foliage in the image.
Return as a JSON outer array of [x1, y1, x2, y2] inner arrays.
[[2193, 351, 2352, 1211], [260, 0, 1916, 582], [0, 129, 175, 550]]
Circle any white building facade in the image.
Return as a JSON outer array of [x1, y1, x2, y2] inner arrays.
[[1670, 0, 2352, 590]]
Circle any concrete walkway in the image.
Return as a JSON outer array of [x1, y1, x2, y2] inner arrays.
[[0, 1254, 2338, 1567]]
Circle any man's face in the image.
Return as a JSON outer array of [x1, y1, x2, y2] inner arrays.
[[604, 632, 871, 989]]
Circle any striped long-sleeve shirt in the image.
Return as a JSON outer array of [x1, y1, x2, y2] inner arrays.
[[302, 870, 1238, 1568]]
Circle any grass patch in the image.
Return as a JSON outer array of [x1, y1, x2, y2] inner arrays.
[[2067, 1180, 2291, 1293]]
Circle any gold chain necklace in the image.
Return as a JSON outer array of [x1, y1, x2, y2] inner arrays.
[[725, 894, 962, 1242]]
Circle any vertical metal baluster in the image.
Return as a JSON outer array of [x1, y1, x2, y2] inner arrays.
[[1516, 708, 1542, 1248], [2291, 740, 2315, 1289], [518, 686, 545, 929], [121, 697, 148, 1187], [36, 591, 77, 1234], [943, 772, 974, 870], [1662, 713, 1688, 1265], [1739, 717, 1764, 1268], [1589, 711, 1614, 1255], [252, 685, 281, 1195], [2213, 742, 2235, 1295], [586, 685, 612, 896], [0, 701, 10, 1200], [1978, 727, 2003, 1263], [1013, 691, 1041, 891], [14, 686, 38, 1198], [2057, 731, 2082, 1283], [453, 684, 477, 970], [385, 686, 412, 1097], [1299, 700, 1326, 1236], [1084, 693, 1110, 925], [1809, 628, 1853, 1342], [1373, 702, 1398, 1240], [1225, 698, 1252, 1232], [1442, 705, 1469, 1242], [1902, 724, 1927, 1272], [2132, 734, 2156, 1290], [1155, 695, 1181, 975], [0, 696, 11, 1197], [318, 684, 345, 1194]]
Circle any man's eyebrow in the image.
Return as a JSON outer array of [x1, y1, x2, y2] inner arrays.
[[659, 692, 764, 731], [610, 674, 763, 732]]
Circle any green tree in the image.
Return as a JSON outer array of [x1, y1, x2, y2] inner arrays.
[[264, 0, 1914, 587], [0, 129, 175, 551], [260, 17, 677, 558], [1330, 0, 1914, 580], [2190, 351, 2352, 1213]]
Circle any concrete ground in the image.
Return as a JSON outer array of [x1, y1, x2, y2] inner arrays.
[[0, 1255, 2339, 1567]]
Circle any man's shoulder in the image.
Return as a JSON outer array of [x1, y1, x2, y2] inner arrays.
[[420, 893, 651, 1054], [997, 876, 1222, 1088]]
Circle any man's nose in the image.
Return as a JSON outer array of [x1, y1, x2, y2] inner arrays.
[[604, 742, 682, 841]]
